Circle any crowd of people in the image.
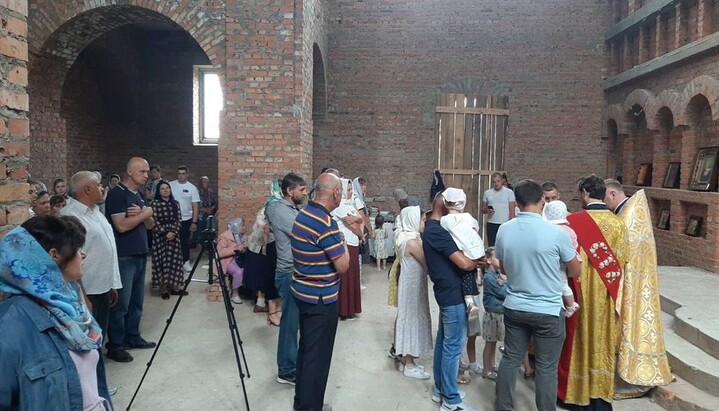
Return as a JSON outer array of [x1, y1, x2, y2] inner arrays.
[[0, 162, 671, 411]]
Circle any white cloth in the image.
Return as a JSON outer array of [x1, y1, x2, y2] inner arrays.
[[168, 180, 200, 221], [440, 213, 485, 260], [68, 350, 110, 411], [332, 203, 360, 246], [483, 186, 516, 224], [60, 200, 122, 294], [394, 206, 422, 259], [395, 255, 433, 357]]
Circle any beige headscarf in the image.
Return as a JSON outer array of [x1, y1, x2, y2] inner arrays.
[[247, 208, 269, 254], [340, 178, 354, 205], [394, 205, 422, 258]]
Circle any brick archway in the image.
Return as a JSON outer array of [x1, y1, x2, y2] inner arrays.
[[646, 89, 683, 130], [679, 75, 719, 125], [28, 2, 225, 182], [604, 103, 631, 135], [623, 88, 655, 115]]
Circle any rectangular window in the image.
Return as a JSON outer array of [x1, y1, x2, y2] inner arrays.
[[193, 65, 223, 145]]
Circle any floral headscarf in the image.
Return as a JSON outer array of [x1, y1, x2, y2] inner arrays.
[[0, 227, 102, 352], [264, 178, 283, 208]]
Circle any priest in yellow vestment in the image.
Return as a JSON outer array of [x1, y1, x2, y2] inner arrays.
[[604, 181, 671, 399], [559, 175, 630, 410]]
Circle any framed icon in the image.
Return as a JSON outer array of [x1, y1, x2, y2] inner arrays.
[[663, 162, 681, 188], [690, 147, 719, 191], [685, 216, 703, 237], [636, 163, 652, 186], [657, 209, 670, 230]]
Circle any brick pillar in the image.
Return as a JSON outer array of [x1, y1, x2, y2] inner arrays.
[[679, 127, 696, 189], [220, 0, 306, 227], [652, 129, 669, 186], [698, 0, 712, 38], [623, 132, 636, 186], [638, 26, 648, 64], [674, 3, 684, 49], [628, 0, 638, 15], [0, 0, 31, 233], [623, 34, 632, 70], [655, 14, 665, 57]]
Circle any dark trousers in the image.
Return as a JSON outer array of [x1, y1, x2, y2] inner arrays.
[[495, 308, 566, 411], [293, 296, 338, 411], [486, 222, 502, 247], [179, 219, 192, 262], [88, 291, 112, 335]]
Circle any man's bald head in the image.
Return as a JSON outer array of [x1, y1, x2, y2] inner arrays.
[[314, 173, 342, 211], [125, 157, 150, 190]]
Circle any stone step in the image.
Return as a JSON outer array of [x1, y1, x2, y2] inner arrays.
[[651, 374, 719, 411], [662, 312, 719, 398], [659, 267, 719, 361]]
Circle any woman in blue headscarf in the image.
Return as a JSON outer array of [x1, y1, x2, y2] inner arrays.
[[0, 215, 111, 410]]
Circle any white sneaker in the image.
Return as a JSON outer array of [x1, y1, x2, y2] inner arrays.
[[182, 261, 192, 272], [440, 401, 476, 411], [231, 295, 243, 304], [108, 386, 118, 396], [403, 365, 430, 380], [468, 363, 483, 375], [431, 390, 466, 403]]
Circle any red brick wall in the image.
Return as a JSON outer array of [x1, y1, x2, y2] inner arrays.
[[314, 0, 612, 207], [0, 0, 30, 232], [220, 0, 328, 226], [27, 1, 225, 189]]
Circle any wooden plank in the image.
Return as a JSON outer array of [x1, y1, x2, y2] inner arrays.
[[454, 93, 467, 192], [462, 99, 476, 217], [445, 94, 457, 187], [604, 30, 719, 90], [604, 0, 675, 41], [436, 106, 510, 116]]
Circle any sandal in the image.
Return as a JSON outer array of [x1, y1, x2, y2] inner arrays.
[[267, 310, 281, 326], [457, 373, 471, 384]]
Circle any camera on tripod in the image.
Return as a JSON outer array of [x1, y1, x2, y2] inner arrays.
[[192, 214, 217, 245]]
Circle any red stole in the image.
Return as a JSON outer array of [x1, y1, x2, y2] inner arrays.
[[566, 210, 622, 305]]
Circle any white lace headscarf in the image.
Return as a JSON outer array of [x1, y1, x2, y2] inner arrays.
[[394, 205, 422, 258]]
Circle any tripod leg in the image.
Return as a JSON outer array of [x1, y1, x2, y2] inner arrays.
[[210, 241, 252, 411], [126, 243, 206, 410]]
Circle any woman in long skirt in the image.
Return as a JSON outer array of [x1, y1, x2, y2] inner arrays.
[[243, 208, 281, 325], [151, 181, 186, 300], [332, 179, 364, 320]]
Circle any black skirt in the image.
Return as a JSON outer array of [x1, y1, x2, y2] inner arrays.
[[242, 241, 279, 300]]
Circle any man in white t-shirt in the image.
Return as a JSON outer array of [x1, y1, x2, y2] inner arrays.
[[169, 165, 200, 271], [482, 172, 516, 247]]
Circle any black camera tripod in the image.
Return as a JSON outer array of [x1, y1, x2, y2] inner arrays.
[[126, 228, 251, 411]]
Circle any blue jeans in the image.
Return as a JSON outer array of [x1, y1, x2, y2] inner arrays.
[[495, 308, 566, 411], [433, 303, 468, 405], [275, 271, 299, 376], [107, 256, 148, 352]]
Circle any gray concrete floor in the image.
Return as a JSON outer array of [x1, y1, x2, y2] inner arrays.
[[106, 258, 664, 411]]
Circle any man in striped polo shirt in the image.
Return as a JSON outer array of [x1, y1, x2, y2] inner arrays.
[[291, 173, 349, 411]]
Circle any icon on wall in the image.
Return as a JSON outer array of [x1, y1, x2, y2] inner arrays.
[[690, 147, 719, 191]]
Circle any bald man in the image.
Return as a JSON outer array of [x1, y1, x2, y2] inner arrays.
[[291, 173, 348, 411], [105, 157, 156, 363]]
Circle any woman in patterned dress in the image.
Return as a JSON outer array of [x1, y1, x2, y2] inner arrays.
[[151, 180, 186, 300]]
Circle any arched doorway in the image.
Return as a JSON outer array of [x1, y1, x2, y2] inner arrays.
[[28, 4, 222, 190]]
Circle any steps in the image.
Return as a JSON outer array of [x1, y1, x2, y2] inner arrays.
[[651, 267, 719, 411]]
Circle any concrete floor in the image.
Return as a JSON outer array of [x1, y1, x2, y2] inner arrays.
[[106, 258, 665, 411]]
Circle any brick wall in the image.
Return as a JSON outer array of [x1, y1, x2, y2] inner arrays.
[[220, 0, 328, 226], [27, 1, 225, 190], [0, 0, 30, 232], [314, 0, 611, 210]]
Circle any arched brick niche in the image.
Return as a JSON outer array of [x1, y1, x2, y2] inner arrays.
[[28, 2, 225, 184]]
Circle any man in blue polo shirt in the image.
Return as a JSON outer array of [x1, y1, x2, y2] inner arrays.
[[105, 157, 157, 363], [423, 192, 484, 411], [494, 179, 580, 411], [291, 173, 348, 411]]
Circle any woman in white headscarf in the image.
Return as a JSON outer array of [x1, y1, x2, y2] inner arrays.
[[332, 178, 364, 320], [394, 205, 433, 380]]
